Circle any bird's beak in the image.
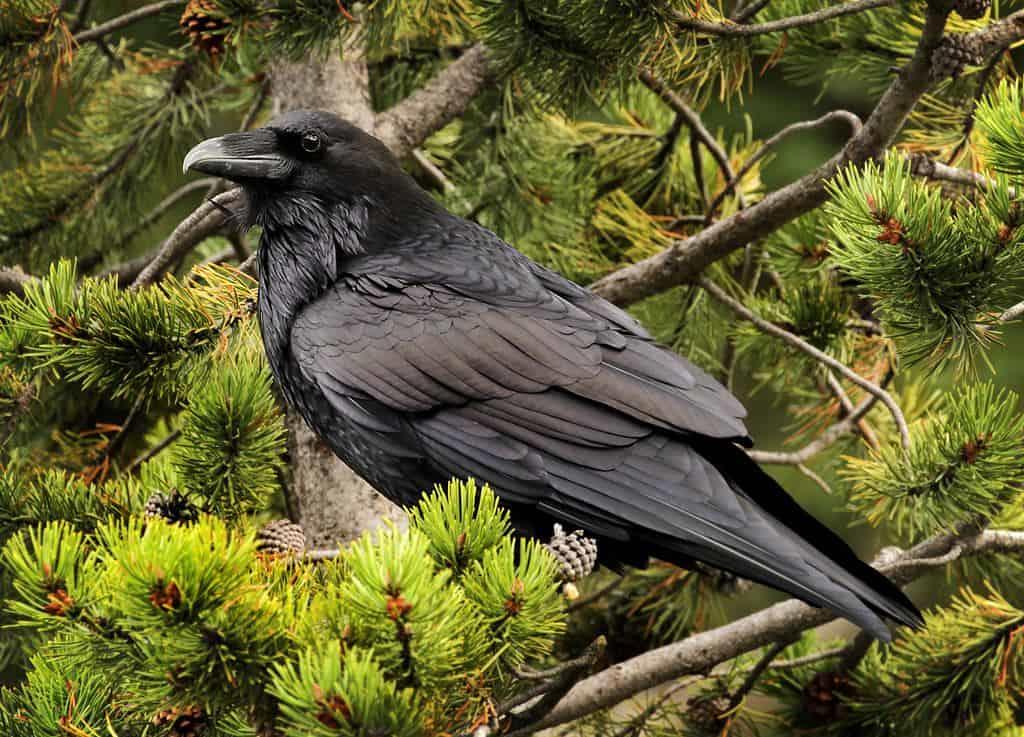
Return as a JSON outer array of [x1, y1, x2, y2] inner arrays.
[[183, 130, 289, 181]]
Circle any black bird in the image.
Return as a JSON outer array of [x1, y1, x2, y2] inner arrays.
[[183, 110, 921, 640]]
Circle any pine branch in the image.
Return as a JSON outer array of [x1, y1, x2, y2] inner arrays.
[[590, 2, 955, 307], [73, 0, 186, 44], [375, 44, 491, 158], [699, 276, 911, 450], [130, 188, 244, 288], [514, 526, 1024, 732], [674, 0, 902, 38]]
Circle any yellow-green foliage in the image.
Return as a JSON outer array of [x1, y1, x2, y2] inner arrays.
[[0, 479, 566, 735]]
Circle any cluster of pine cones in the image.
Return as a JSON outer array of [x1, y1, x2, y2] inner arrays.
[[179, 0, 228, 58]]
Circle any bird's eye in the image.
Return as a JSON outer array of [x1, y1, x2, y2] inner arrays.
[[300, 132, 322, 154]]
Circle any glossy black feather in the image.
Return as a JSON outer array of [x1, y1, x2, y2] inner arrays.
[[218, 110, 921, 640]]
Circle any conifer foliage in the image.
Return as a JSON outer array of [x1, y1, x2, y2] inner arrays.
[[4, 0, 1024, 735]]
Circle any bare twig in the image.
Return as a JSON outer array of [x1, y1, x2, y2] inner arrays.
[[567, 576, 624, 613], [707, 110, 862, 217], [375, 44, 491, 158], [106, 178, 217, 268], [590, 3, 953, 307], [674, 0, 900, 38], [131, 188, 244, 288], [639, 69, 745, 217], [514, 526, 1024, 732], [725, 639, 792, 714], [733, 0, 772, 23], [700, 277, 911, 450], [124, 428, 181, 475], [907, 154, 1000, 192], [241, 76, 271, 131], [412, 148, 456, 193], [74, 0, 186, 44], [747, 391, 879, 465], [826, 370, 879, 450], [797, 463, 833, 495], [502, 638, 606, 735]]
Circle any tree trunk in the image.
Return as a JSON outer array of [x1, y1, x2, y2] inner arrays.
[[271, 39, 406, 547]]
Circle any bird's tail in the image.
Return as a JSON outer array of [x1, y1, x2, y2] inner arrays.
[[659, 440, 923, 641]]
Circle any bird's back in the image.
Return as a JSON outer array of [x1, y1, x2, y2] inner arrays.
[[260, 215, 920, 640]]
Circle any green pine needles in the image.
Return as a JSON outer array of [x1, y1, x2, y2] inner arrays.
[[826, 152, 1024, 368], [844, 382, 1024, 539], [0, 480, 567, 736]]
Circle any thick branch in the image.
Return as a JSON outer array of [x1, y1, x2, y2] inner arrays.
[[74, 0, 185, 44], [519, 527, 1024, 732], [590, 4, 952, 307], [970, 9, 1024, 59], [375, 44, 491, 158], [674, 0, 900, 38], [0, 267, 34, 297]]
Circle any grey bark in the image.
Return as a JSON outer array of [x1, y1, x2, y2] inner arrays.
[[272, 37, 406, 546]]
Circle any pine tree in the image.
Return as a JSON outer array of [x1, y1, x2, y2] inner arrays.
[[4, 1, 1024, 735]]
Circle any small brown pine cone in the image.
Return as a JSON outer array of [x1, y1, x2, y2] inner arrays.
[[686, 694, 730, 733], [545, 524, 598, 582], [153, 705, 208, 737], [954, 0, 990, 20], [694, 561, 751, 595], [801, 671, 854, 725], [930, 34, 984, 80], [257, 519, 306, 555], [179, 0, 229, 58], [144, 490, 199, 526]]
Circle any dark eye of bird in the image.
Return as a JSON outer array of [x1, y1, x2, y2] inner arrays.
[[300, 132, 322, 154]]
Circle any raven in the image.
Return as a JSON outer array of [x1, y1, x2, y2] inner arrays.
[[184, 110, 921, 640]]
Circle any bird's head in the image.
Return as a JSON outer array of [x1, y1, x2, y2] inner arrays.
[[183, 109, 436, 221]]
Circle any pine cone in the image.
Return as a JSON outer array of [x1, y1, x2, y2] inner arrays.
[[686, 694, 729, 733], [144, 490, 199, 526], [545, 524, 598, 582], [257, 519, 306, 555], [179, 0, 228, 58], [801, 671, 854, 725], [694, 561, 751, 596], [153, 705, 208, 737], [954, 0, 990, 20], [930, 34, 984, 80]]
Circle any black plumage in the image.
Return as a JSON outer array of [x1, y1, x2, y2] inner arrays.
[[183, 110, 922, 640]]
